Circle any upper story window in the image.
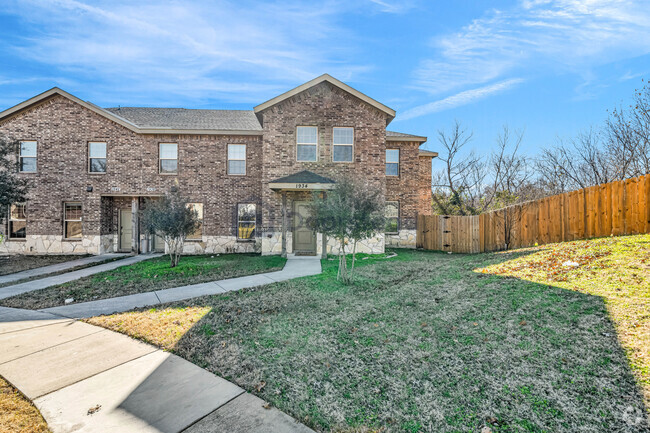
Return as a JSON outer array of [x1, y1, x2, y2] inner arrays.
[[159, 143, 178, 174], [386, 149, 399, 176], [19, 141, 37, 172], [64, 202, 82, 239], [8, 203, 26, 239], [296, 126, 317, 162], [237, 203, 256, 240], [186, 203, 203, 240], [88, 142, 107, 173], [333, 127, 354, 162], [228, 144, 246, 175]]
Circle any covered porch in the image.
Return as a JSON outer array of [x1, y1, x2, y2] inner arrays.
[[268, 170, 335, 258], [100, 195, 163, 255]]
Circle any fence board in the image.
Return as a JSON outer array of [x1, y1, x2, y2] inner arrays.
[[417, 173, 650, 253]]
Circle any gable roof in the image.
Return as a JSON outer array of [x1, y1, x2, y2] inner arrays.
[[254, 74, 396, 124], [386, 130, 427, 142], [0, 88, 263, 135], [104, 107, 262, 131]]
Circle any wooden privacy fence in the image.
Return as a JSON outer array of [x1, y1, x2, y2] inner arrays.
[[417, 173, 650, 253]]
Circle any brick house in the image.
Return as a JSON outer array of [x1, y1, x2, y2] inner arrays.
[[0, 74, 436, 256]]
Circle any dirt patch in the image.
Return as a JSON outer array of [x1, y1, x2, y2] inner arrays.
[[0, 254, 89, 276]]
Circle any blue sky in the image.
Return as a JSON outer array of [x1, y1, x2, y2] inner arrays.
[[1, 0, 649, 162]]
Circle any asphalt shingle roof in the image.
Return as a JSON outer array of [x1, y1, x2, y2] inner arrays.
[[386, 130, 426, 140], [270, 170, 336, 184], [103, 107, 263, 131]]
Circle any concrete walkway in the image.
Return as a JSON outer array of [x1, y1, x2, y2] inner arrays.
[[41, 256, 322, 318], [0, 306, 314, 433], [0, 254, 162, 300], [0, 253, 129, 286]]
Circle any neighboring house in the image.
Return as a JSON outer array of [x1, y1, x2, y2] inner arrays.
[[0, 74, 436, 256]]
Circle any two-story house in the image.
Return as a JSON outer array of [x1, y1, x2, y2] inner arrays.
[[0, 74, 436, 256]]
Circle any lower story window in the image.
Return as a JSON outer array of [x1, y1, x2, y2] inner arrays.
[[385, 201, 399, 234], [64, 202, 82, 239], [187, 203, 203, 240], [9, 204, 26, 239], [237, 203, 256, 240]]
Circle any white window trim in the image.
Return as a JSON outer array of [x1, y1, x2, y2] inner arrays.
[[88, 141, 107, 174], [19, 141, 37, 173], [159, 143, 178, 175], [385, 201, 399, 234], [386, 148, 400, 177], [237, 203, 256, 241], [186, 203, 203, 240], [332, 127, 354, 163], [227, 144, 247, 176], [296, 126, 318, 162], [63, 202, 83, 240], [8, 203, 26, 240]]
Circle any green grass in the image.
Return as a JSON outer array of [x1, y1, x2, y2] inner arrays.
[[87, 236, 650, 432], [0, 253, 286, 309]]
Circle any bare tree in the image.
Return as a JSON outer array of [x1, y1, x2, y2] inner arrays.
[[431, 121, 485, 215], [537, 129, 614, 192]]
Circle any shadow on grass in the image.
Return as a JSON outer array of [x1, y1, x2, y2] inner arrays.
[[94, 248, 650, 432]]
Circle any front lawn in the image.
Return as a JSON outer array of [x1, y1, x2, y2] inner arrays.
[[86, 236, 649, 432], [0, 253, 286, 309], [0, 254, 89, 276]]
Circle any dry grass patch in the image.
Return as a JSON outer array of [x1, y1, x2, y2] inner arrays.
[[0, 376, 49, 433], [480, 234, 650, 409], [86, 306, 211, 349]]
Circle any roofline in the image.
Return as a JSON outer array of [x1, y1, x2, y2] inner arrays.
[[254, 74, 396, 122], [419, 149, 438, 158], [0, 88, 264, 136], [387, 135, 427, 143]]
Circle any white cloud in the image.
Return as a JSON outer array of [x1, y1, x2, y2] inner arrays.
[[399, 78, 524, 120], [414, 0, 650, 95], [367, 0, 416, 14], [3, 0, 371, 105]]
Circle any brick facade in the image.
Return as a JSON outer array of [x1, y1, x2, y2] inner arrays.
[[0, 77, 434, 255]]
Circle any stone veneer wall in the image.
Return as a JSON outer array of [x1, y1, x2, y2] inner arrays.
[[385, 229, 417, 248], [0, 235, 102, 255]]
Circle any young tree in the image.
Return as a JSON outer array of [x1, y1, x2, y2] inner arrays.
[[307, 178, 385, 283], [140, 189, 200, 268], [349, 185, 385, 272], [0, 136, 30, 243]]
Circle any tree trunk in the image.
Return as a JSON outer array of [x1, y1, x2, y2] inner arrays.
[[351, 239, 358, 275]]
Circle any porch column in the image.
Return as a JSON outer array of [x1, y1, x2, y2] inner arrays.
[[131, 197, 140, 254], [321, 191, 327, 259], [281, 191, 287, 257]]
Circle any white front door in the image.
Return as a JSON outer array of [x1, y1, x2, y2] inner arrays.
[[119, 209, 133, 252]]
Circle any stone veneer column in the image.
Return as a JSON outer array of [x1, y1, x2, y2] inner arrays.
[[281, 191, 287, 257], [131, 197, 139, 254]]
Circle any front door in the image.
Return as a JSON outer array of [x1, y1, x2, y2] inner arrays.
[[293, 201, 316, 254], [119, 209, 133, 252]]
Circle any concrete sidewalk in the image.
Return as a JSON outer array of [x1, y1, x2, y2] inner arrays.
[[0, 306, 314, 433], [41, 256, 322, 318], [0, 254, 162, 300], [0, 253, 128, 286]]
